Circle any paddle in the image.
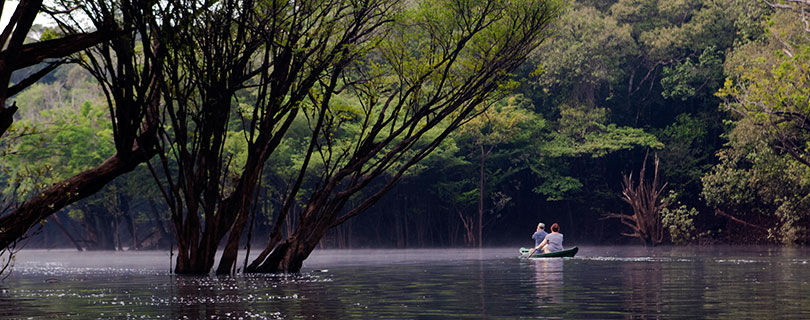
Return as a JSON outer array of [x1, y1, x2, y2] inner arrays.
[[522, 246, 539, 258]]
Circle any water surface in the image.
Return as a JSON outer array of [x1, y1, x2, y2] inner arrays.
[[2, 246, 809, 319]]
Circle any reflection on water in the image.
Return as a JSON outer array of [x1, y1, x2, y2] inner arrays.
[[531, 258, 564, 306], [1, 246, 810, 319]]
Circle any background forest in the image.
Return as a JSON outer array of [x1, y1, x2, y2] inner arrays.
[[3, 0, 808, 254]]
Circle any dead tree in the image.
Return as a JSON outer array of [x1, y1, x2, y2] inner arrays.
[[604, 153, 670, 246]]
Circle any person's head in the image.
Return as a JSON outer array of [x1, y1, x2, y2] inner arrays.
[[537, 222, 545, 231], [550, 223, 560, 233]]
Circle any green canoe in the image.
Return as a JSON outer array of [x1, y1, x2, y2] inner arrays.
[[519, 246, 579, 258]]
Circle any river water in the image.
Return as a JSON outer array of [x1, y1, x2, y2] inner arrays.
[[1, 246, 809, 319]]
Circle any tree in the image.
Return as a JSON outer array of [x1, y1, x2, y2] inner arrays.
[[143, 0, 403, 275], [454, 96, 541, 247], [525, 0, 742, 125], [140, 0, 563, 275], [531, 105, 662, 199], [718, 11, 810, 169], [525, 4, 636, 109], [244, 0, 565, 273]]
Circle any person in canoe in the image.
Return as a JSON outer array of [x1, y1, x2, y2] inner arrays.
[[532, 222, 548, 248], [535, 223, 563, 253]]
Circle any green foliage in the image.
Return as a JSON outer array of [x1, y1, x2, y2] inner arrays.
[[39, 27, 63, 41], [702, 120, 810, 244], [2, 79, 112, 200], [458, 97, 542, 149], [661, 47, 724, 100], [660, 191, 706, 244], [706, 8, 810, 244], [540, 105, 662, 158], [530, 168, 583, 201], [613, 0, 737, 61], [654, 113, 714, 193], [528, 4, 636, 107], [439, 95, 543, 213]]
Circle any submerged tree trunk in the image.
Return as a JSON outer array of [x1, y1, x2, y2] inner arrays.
[[457, 209, 476, 247], [114, 216, 122, 251], [119, 195, 137, 250], [246, 210, 332, 273]]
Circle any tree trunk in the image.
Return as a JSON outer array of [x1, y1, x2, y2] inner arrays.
[[174, 232, 219, 275], [215, 161, 270, 275], [50, 214, 83, 251], [215, 228, 243, 275], [477, 145, 492, 248], [147, 200, 172, 249], [119, 195, 137, 250], [246, 231, 323, 273], [478, 145, 485, 248], [114, 216, 122, 251]]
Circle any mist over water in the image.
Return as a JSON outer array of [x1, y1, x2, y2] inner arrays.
[[2, 246, 809, 319]]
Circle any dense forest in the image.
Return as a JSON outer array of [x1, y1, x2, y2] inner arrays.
[[2, 0, 810, 274]]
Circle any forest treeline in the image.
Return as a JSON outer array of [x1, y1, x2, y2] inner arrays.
[[1, 0, 809, 274]]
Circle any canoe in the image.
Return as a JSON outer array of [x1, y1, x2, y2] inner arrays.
[[519, 246, 578, 258]]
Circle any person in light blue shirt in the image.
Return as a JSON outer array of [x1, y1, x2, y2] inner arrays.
[[536, 223, 563, 253], [532, 222, 548, 247]]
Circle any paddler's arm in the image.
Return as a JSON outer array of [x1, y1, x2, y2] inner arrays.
[[535, 239, 548, 250]]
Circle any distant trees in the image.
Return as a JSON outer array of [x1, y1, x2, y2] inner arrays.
[[510, 0, 778, 244]]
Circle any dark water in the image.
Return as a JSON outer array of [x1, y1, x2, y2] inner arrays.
[[1, 246, 809, 319]]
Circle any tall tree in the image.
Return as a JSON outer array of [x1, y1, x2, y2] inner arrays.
[[455, 97, 540, 247], [245, 0, 564, 273], [146, 0, 400, 275]]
